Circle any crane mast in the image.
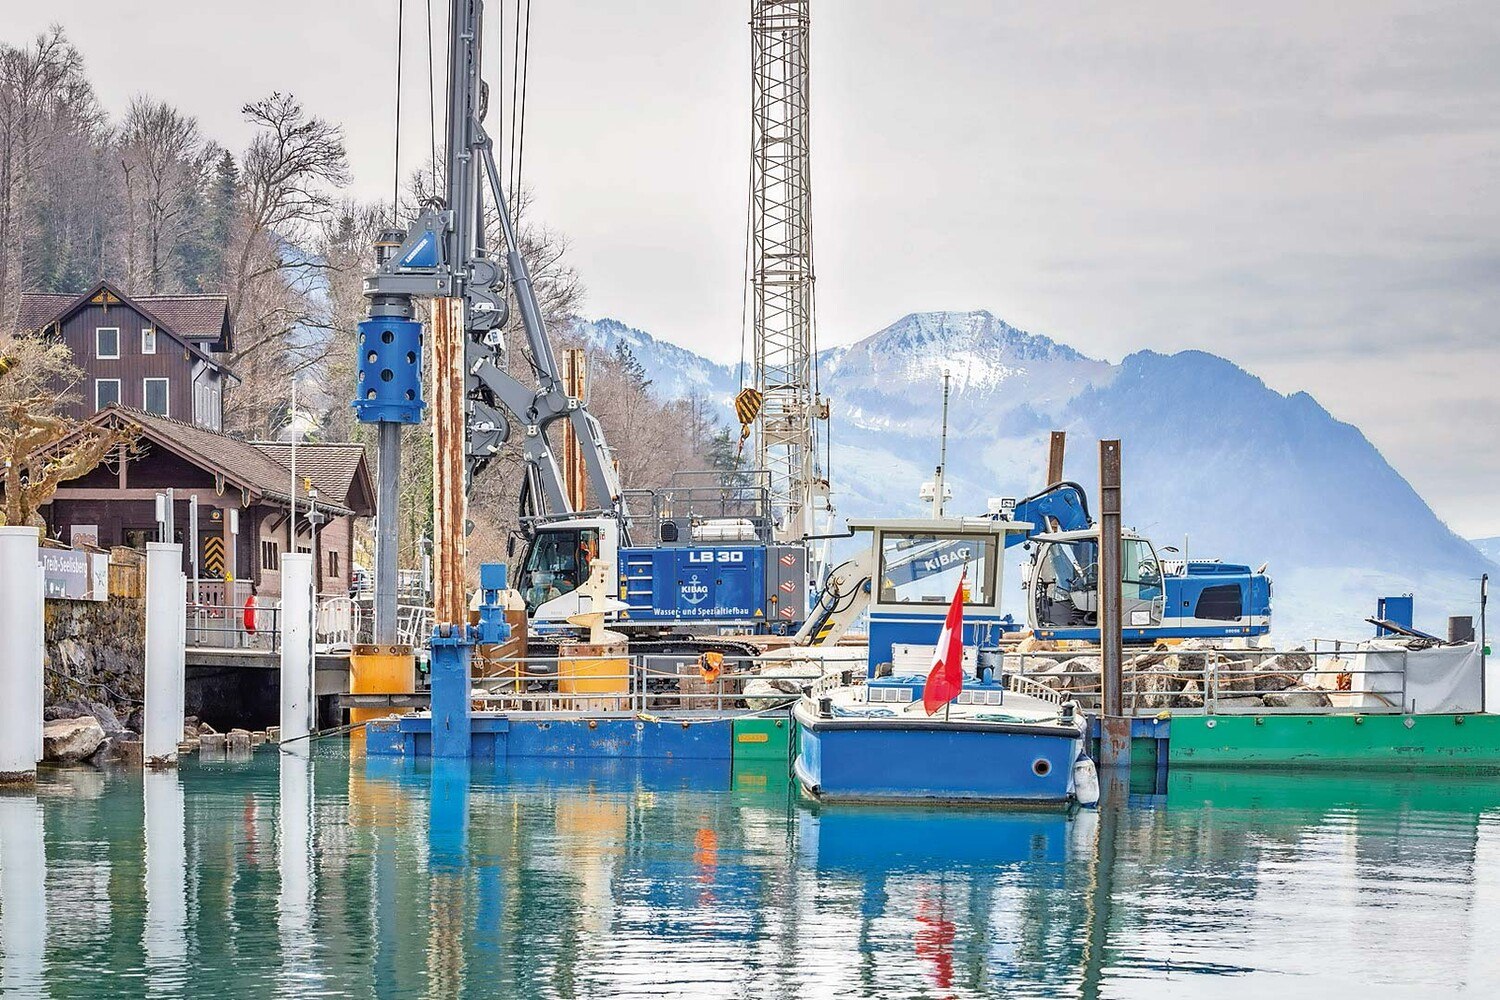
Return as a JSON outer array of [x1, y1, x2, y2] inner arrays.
[[750, 0, 829, 553]]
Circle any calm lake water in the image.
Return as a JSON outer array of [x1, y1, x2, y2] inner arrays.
[[3, 746, 1500, 998]]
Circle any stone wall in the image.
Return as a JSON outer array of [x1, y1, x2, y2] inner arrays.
[[44, 597, 146, 734]]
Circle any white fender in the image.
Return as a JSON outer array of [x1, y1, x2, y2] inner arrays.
[[1071, 756, 1100, 807]]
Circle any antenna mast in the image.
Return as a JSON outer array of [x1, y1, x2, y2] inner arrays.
[[750, 0, 828, 552]]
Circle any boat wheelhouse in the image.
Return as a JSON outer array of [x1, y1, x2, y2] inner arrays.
[[793, 516, 1097, 806]]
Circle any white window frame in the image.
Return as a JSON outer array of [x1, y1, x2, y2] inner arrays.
[[95, 327, 120, 360], [95, 378, 121, 412], [143, 377, 170, 418], [141, 327, 157, 354]]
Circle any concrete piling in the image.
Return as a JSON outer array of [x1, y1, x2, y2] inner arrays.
[[279, 552, 315, 749], [0, 526, 43, 784], [144, 543, 187, 768]]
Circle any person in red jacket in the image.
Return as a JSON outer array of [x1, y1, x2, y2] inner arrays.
[[243, 586, 258, 637]]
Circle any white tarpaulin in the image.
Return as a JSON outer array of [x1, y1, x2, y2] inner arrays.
[[1342, 640, 1485, 714]]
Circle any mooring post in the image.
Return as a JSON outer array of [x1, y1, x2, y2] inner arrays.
[[1097, 439, 1131, 769], [144, 542, 187, 768], [430, 296, 473, 759], [0, 526, 42, 784], [280, 552, 315, 750], [1047, 430, 1067, 485]]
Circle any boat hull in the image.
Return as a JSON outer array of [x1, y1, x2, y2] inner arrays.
[[793, 701, 1083, 805]]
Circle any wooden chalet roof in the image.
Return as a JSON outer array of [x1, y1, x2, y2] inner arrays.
[[15, 293, 73, 332], [68, 407, 363, 517], [15, 281, 236, 371], [129, 294, 232, 343], [253, 442, 376, 517]]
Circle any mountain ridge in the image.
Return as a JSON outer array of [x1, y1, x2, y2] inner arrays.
[[570, 309, 1492, 637]]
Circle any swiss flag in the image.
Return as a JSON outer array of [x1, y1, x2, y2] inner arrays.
[[922, 569, 966, 715]]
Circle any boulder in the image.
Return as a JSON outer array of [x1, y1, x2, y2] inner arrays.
[[1263, 690, 1331, 710], [1174, 679, 1205, 709], [1211, 695, 1265, 711], [42, 717, 106, 763], [743, 676, 807, 711], [1015, 634, 1057, 653], [47, 700, 125, 735]]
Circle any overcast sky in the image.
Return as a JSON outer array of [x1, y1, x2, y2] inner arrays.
[[4, 1, 1497, 536]]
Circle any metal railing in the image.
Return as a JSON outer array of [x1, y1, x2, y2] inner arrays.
[[466, 653, 829, 714], [186, 598, 281, 651], [185, 591, 373, 654]]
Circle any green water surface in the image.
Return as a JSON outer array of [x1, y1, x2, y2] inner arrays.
[[3, 747, 1500, 998]]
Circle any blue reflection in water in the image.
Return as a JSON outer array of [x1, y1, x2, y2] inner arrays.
[[4, 748, 1500, 998]]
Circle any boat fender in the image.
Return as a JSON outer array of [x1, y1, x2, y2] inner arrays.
[[1072, 756, 1100, 807]]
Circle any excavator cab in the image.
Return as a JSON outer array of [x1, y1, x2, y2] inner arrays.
[[1028, 530, 1164, 632], [518, 520, 610, 616]]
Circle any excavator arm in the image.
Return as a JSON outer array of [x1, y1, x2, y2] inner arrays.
[[1000, 481, 1091, 544]]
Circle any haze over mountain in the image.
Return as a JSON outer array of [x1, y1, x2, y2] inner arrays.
[[574, 311, 1495, 639]]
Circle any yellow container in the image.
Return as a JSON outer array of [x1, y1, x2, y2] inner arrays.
[[558, 640, 629, 711], [349, 644, 417, 746]]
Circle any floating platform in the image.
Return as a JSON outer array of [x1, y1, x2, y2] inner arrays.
[[366, 710, 794, 763], [1094, 712, 1500, 772], [366, 707, 1500, 774]]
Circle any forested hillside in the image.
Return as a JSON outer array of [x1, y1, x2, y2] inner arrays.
[[0, 27, 735, 572]]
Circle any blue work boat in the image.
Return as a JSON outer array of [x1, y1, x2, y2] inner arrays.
[[792, 516, 1099, 807]]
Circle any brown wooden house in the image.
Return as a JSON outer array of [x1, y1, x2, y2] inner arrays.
[[41, 407, 375, 599], [17, 281, 236, 431]]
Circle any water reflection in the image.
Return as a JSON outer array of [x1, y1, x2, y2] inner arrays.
[[142, 769, 186, 998], [0, 794, 47, 996], [277, 748, 316, 998], [4, 753, 1500, 998]]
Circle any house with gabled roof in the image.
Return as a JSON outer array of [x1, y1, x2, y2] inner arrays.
[[38, 406, 375, 599], [16, 280, 237, 432]]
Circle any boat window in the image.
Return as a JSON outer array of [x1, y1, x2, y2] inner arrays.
[[519, 527, 600, 613], [876, 531, 996, 606]]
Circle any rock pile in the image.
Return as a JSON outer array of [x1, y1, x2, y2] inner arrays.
[[1020, 639, 1332, 711]]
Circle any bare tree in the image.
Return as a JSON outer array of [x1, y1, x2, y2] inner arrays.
[[0, 332, 133, 527], [222, 93, 349, 437], [117, 96, 206, 294], [0, 28, 104, 325]]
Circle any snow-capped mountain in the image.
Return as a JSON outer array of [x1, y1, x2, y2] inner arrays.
[[573, 310, 1493, 639], [1471, 537, 1500, 567], [571, 318, 737, 403]]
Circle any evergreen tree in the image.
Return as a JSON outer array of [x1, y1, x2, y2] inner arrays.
[[612, 341, 651, 391]]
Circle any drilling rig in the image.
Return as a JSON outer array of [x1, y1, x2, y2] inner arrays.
[[356, 0, 819, 658]]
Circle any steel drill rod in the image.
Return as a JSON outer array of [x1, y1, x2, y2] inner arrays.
[[374, 419, 402, 645]]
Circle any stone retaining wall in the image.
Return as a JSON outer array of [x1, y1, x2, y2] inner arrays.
[[44, 597, 146, 734]]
